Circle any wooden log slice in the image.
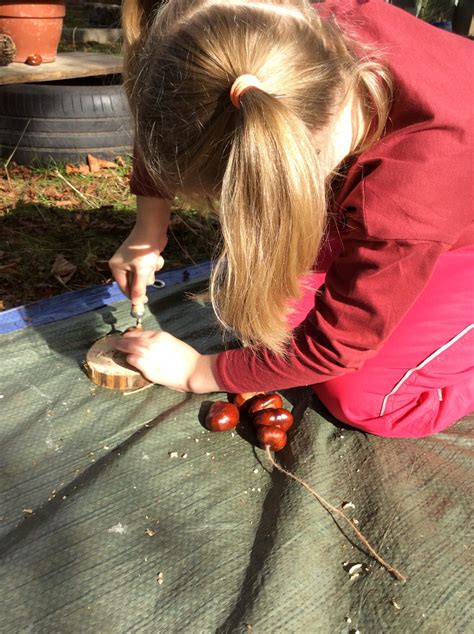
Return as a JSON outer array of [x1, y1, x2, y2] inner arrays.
[[85, 334, 151, 391]]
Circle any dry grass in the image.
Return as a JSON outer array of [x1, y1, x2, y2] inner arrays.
[[0, 157, 219, 310]]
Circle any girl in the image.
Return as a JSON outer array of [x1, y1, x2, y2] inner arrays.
[[110, 0, 473, 438]]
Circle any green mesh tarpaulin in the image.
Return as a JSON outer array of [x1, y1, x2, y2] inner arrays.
[[1, 278, 472, 633]]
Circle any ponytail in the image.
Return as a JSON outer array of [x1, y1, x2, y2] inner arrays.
[[212, 89, 326, 353]]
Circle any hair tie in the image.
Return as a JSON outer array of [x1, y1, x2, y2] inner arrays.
[[230, 74, 263, 109]]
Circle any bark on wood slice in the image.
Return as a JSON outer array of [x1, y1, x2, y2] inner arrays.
[[85, 334, 151, 391]]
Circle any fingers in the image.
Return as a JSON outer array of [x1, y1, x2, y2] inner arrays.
[[110, 266, 130, 297], [116, 337, 145, 353], [125, 353, 146, 373], [121, 330, 156, 340], [129, 270, 149, 305]]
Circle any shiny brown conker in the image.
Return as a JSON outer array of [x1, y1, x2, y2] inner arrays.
[[25, 54, 42, 66], [253, 408, 294, 432], [248, 393, 283, 416], [230, 392, 262, 411], [205, 401, 239, 432], [257, 425, 287, 451]]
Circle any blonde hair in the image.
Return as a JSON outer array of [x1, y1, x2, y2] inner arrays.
[[122, 0, 393, 354]]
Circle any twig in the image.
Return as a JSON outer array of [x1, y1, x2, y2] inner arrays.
[[265, 445, 407, 583], [54, 275, 72, 290], [53, 170, 96, 208], [3, 119, 31, 188]]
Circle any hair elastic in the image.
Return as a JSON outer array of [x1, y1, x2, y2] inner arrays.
[[230, 74, 263, 109]]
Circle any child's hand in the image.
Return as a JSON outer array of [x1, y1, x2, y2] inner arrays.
[[115, 330, 202, 392], [109, 196, 171, 305], [109, 232, 166, 305]]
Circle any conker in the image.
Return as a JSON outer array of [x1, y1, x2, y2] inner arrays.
[[253, 408, 294, 432], [230, 392, 262, 410], [25, 54, 42, 66], [257, 426, 287, 451], [248, 393, 283, 416], [205, 401, 239, 432]]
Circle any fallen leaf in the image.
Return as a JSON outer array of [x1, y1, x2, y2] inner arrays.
[[98, 158, 118, 169], [42, 186, 63, 199], [65, 164, 90, 175], [51, 254, 77, 283], [10, 164, 31, 177], [87, 154, 101, 173], [54, 199, 76, 207]]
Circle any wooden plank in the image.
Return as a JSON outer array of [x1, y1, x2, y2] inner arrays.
[[0, 52, 123, 86]]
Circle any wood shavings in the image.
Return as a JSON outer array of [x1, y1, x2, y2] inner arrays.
[[342, 501, 355, 510], [145, 528, 157, 537], [168, 451, 178, 459], [253, 468, 259, 474], [23, 509, 33, 514], [108, 523, 127, 535], [181, 453, 188, 459], [391, 599, 401, 610], [157, 572, 164, 585], [123, 383, 154, 396], [343, 562, 371, 580], [348, 563, 363, 575]]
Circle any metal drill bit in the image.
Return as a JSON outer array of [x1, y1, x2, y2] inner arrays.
[[130, 303, 145, 329]]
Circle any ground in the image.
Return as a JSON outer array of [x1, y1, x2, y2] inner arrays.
[[0, 157, 219, 310]]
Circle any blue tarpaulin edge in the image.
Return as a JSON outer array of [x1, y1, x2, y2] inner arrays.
[[0, 261, 212, 335]]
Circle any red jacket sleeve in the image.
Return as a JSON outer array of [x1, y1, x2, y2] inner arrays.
[[214, 234, 449, 393]]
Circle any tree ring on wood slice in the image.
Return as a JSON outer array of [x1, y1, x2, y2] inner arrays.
[[84, 334, 152, 391]]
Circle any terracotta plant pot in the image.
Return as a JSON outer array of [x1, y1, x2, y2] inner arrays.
[[0, 1, 66, 63]]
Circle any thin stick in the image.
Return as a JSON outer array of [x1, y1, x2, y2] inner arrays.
[[53, 169, 97, 208], [4, 119, 31, 187], [265, 445, 407, 583]]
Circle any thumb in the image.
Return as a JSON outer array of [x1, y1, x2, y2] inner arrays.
[[156, 255, 165, 271]]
